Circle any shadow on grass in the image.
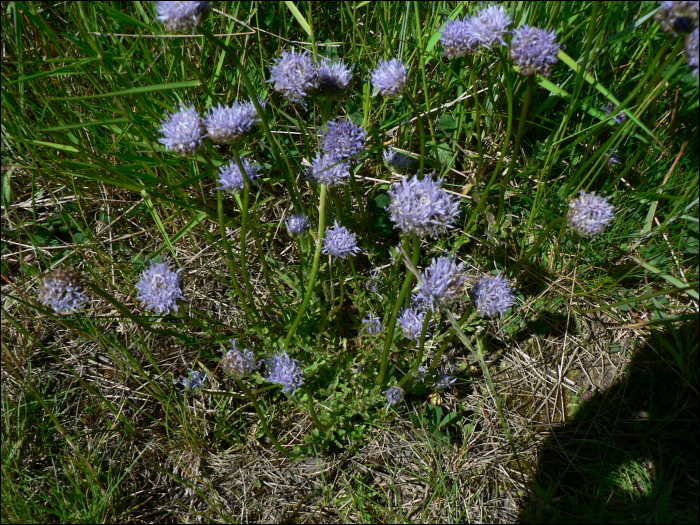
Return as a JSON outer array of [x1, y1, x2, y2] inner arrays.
[[520, 320, 699, 523]]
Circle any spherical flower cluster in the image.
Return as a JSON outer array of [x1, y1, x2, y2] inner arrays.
[[316, 60, 353, 100], [469, 5, 512, 50], [268, 48, 318, 101], [266, 351, 303, 395], [286, 213, 310, 237], [221, 340, 258, 377], [384, 386, 404, 412], [135, 261, 185, 314], [319, 119, 366, 161], [323, 220, 361, 259], [308, 153, 350, 186], [204, 103, 256, 145], [397, 307, 430, 341], [654, 1, 699, 36], [510, 25, 560, 77], [179, 370, 207, 391], [567, 191, 616, 238], [605, 149, 622, 166], [440, 17, 480, 58], [413, 256, 467, 312], [39, 267, 88, 314], [371, 58, 408, 98], [216, 157, 262, 193], [434, 371, 457, 390], [362, 312, 383, 335], [387, 174, 461, 238], [383, 149, 413, 172], [471, 274, 515, 318], [605, 103, 628, 125], [158, 102, 205, 155], [156, 1, 211, 34], [687, 27, 699, 75]]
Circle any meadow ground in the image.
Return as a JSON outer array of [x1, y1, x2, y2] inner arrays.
[[2, 1, 698, 523]]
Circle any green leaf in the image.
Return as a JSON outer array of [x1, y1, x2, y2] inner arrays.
[[283, 1, 312, 38], [368, 193, 390, 213], [48, 80, 201, 102]]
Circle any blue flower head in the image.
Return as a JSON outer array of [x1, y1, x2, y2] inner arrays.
[[316, 59, 353, 100], [268, 48, 318, 101], [413, 256, 467, 312], [655, 1, 699, 36], [158, 102, 205, 155], [471, 273, 515, 318], [39, 267, 88, 314], [434, 371, 457, 390], [387, 174, 461, 238], [179, 370, 207, 391], [470, 5, 512, 50], [398, 306, 430, 341], [319, 119, 366, 162], [205, 102, 256, 145], [384, 386, 404, 412], [371, 58, 409, 98], [266, 351, 303, 395], [440, 17, 479, 58], [605, 103, 628, 125], [221, 340, 258, 377], [309, 153, 350, 186], [383, 149, 414, 172], [323, 221, 361, 260], [216, 157, 262, 193], [156, 1, 211, 34], [362, 312, 383, 336], [286, 213, 310, 237], [510, 25, 560, 77], [567, 191, 615, 238], [136, 260, 185, 314]]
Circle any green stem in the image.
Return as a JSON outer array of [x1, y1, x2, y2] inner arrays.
[[235, 377, 297, 458], [285, 184, 328, 348], [413, 1, 437, 162], [303, 385, 332, 431], [230, 148, 284, 319], [465, 54, 483, 182], [497, 75, 534, 227], [428, 307, 472, 373], [398, 310, 432, 388], [404, 93, 427, 177], [506, 217, 566, 275], [377, 235, 420, 386], [296, 237, 305, 298], [349, 258, 360, 293]]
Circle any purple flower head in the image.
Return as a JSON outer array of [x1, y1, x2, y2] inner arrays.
[[605, 149, 622, 167], [371, 58, 409, 98], [440, 17, 479, 58], [398, 306, 430, 341], [383, 149, 414, 172], [158, 102, 205, 155], [316, 59, 353, 100], [366, 267, 381, 294], [567, 191, 616, 238], [221, 340, 258, 377], [471, 5, 512, 50], [605, 103, 628, 125], [266, 351, 303, 395], [471, 273, 515, 318], [384, 386, 405, 412], [319, 119, 366, 162], [416, 366, 429, 383], [309, 153, 350, 186], [323, 220, 361, 259], [39, 267, 88, 314], [242, 98, 266, 124], [268, 48, 318, 101], [413, 256, 467, 312], [434, 371, 457, 390], [204, 103, 255, 144], [179, 370, 207, 391], [216, 157, 262, 193], [687, 27, 699, 75], [136, 260, 185, 314], [362, 312, 383, 336], [387, 174, 461, 238], [156, 1, 211, 34], [286, 213, 310, 237], [510, 25, 560, 77], [655, 1, 699, 36]]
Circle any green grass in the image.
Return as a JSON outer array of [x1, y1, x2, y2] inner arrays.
[[2, 1, 698, 522]]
